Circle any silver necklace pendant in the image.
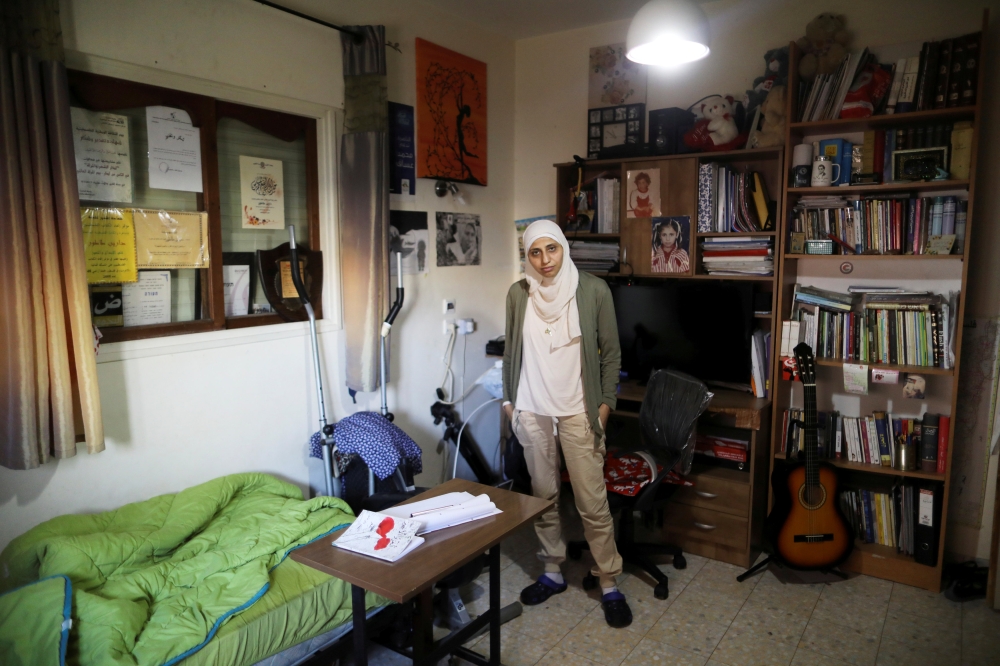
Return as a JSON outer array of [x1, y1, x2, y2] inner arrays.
[[544, 327, 552, 336]]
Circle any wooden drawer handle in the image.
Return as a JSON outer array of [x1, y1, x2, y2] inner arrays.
[[694, 522, 717, 531], [695, 491, 718, 499]]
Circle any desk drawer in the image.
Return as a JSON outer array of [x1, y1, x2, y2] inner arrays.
[[671, 473, 749, 517], [662, 504, 748, 550]]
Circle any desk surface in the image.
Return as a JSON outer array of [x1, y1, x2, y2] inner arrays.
[[291, 479, 551, 603], [616, 378, 770, 430]]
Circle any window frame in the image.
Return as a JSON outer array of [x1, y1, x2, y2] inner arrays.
[[67, 70, 322, 343]]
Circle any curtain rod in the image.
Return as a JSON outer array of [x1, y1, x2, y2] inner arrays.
[[250, 0, 366, 42]]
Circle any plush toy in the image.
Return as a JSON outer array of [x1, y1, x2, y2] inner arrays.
[[796, 13, 851, 81], [683, 95, 747, 151], [744, 47, 789, 117], [754, 86, 786, 148]]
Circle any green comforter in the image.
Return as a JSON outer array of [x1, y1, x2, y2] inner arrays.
[[0, 473, 364, 666]]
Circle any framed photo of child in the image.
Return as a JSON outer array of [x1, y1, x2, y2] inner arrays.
[[626, 169, 661, 218], [650, 216, 692, 275]]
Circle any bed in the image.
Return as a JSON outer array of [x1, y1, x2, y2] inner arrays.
[[0, 473, 386, 666]]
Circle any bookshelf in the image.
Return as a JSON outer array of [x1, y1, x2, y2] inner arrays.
[[770, 11, 988, 593]]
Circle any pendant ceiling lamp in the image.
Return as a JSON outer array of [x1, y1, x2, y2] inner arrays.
[[626, 0, 711, 66]]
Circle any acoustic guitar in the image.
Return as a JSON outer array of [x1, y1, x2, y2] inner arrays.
[[770, 343, 853, 570]]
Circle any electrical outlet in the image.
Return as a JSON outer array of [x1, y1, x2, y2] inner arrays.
[[443, 319, 455, 335], [443, 299, 456, 315]]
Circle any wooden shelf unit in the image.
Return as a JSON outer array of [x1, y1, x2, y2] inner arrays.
[[770, 15, 987, 593], [554, 148, 782, 399]]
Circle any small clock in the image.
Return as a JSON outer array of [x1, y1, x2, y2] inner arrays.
[[603, 122, 626, 147]]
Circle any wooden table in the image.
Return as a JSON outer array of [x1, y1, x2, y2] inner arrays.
[[291, 479, 551, 666]]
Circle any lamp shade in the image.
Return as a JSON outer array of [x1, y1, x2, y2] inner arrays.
[[626, 0, 711, 66]]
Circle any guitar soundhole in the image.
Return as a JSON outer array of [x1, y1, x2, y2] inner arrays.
[[798, 483, 827, 510]]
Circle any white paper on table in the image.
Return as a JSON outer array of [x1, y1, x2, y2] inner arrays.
[[146, 106, 203, 192], [222, 265, 251, 317], [240, 155, 285, 229], [332, 510, 423, 563], [383, 492, 502, 535], [122, 271, 171, 326], [71, 108, 133, 203]]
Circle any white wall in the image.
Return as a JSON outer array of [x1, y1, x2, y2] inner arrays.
[[0, 0, 515, 550], [513, 0, 1000, 561]]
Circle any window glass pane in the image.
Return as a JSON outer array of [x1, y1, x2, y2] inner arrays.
[[79, 106, 205, 327], [217, 117, 309, 314]]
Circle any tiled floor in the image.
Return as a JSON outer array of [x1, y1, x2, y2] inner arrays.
[[357, 520, 1000, 666]]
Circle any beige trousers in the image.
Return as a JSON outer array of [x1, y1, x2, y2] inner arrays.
[[512, 410, 623, 589]]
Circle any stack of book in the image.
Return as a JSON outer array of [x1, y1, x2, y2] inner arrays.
[[790, 195, 966, 255], [700, 237, 774, 276], [779, 409, 949, 474], [696, 164, 773, 233], [594, 177, 621, 233], [695, 426, 750, 467], [750, 329, 770, 398], [798, 48, 872, 122], [786, 285, 956, 369], [569, 241, 620, 273]]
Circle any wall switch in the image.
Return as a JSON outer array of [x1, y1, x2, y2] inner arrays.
[[443, 299, 456, 315]]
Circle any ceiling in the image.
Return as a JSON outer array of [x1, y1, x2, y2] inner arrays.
[[417, 0, 652, 40]]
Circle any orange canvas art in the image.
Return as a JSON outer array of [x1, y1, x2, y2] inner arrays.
[[415, 38, 487, 186]]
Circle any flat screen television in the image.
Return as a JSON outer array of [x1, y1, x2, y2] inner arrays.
[[608, 280, 755, 388]]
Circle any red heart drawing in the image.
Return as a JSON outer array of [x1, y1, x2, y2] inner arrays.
[[374, 516, 394, 551]]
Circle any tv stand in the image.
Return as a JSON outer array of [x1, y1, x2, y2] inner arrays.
[[611, 379, 771, 568]]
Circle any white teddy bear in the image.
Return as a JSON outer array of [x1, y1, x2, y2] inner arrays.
[[697, 95, 739, 146]]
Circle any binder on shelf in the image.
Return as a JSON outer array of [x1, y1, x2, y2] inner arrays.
[[914, 483, 941, 567]]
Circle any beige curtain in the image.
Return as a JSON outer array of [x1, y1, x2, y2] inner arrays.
[[0, 0, 104, 469]]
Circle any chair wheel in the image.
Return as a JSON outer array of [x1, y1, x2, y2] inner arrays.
[[582, 573, 598, 590], [654, 583, 669, 600], [568, 543, 584, 560], [673, 554, 687, 570]]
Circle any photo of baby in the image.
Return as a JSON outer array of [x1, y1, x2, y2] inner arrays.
[[626, 168, 661, 218], [650, 216, 691, 274]]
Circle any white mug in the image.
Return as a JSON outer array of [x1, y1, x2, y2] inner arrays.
[[811, 156, 840, 187]]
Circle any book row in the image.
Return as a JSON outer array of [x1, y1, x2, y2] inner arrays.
[[780, 409, 949, 474], [788, 286, 956, 369], [696, 164, 773, 234], [839, 483, 940, 567], [796, 31, 980, 123], [700, 236, 774, 277], [790, 195, 967, 255]]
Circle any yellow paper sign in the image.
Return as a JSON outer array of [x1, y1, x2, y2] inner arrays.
[[82, 208, 138, 284], [134, 209, 209, 269], [280, 260, 306, 298]]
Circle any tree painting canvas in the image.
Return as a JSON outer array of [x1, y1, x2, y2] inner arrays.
[[416, 39, 487, 186]]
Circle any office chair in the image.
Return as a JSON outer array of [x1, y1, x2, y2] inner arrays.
[[568, 369, 713, 600]]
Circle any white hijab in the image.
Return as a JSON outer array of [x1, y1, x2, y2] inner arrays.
[[522, 220, 581, 348]]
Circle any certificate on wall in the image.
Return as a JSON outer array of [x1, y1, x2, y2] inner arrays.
[[133, 209, 209, 269], [82, 208, 138, 284], [71, 108, 133, 203], [146, 106, 203, 192], [122, 271, 171, 326], [240, 156, 285, 229]]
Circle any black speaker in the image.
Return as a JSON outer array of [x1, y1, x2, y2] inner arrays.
[[648, 108, 697, 155]]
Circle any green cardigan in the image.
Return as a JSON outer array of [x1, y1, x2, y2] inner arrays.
[[502, 271, 621, 441]]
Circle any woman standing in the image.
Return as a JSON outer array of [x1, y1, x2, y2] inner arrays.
[[502, 220, 632, 628]]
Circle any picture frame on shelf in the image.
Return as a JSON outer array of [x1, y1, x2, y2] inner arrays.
[[587, 103, 645, 159], [892, 147, 949, 182]]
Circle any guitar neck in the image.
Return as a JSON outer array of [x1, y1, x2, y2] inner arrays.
[[802, 383, 819, 488]]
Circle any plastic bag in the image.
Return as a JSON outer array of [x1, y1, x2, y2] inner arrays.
[[475, 360, 504, 400], [638, 369, 714, 477]]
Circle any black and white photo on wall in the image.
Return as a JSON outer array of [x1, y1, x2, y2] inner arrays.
[[436, 212, 481, 266], [587, 103, 645, 159]]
